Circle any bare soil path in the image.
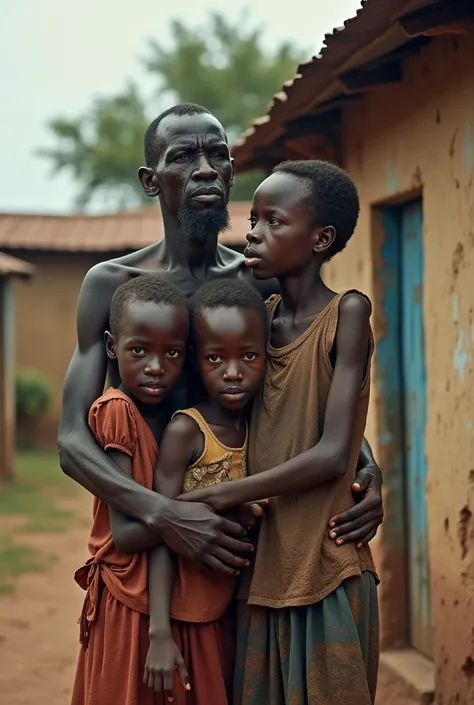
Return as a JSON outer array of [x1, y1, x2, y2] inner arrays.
[[0, 490, 90, 705]]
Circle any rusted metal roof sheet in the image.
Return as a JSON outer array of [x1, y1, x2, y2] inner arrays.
[[232, 0, 432, 167], [0, 203, 251, 253], [0, 252, 35, 278]]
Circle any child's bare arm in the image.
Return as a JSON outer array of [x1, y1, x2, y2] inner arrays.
[[181, 293, 371, 510], [148, 416, 202, 638], [107, 451, 164, 553], [145, 416, 201, 695]]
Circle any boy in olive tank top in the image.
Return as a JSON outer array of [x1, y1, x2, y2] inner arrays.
[[182, 161, 379, 705]]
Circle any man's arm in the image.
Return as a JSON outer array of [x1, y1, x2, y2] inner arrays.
[[180, 294, 372, 508], [106, 415, 200, 554], [107, 450, 162, 553], [58, 264, 251, 573], [359, 437, 376, 468], [58, 264, 166, 522], [328, 435, 383, 546]]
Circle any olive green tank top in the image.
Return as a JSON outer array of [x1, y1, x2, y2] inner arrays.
[[242, 291, 377, 609]]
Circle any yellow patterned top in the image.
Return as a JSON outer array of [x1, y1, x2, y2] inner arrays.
[[172, 407, 247, 493]]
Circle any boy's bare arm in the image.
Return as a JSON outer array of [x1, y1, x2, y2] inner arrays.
[[180, 293, 372, 508], [57, 264, 251, 573]]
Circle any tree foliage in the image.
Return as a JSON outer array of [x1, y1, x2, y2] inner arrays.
[[39, 12, 304, 209], [39, 83, 149, 209]]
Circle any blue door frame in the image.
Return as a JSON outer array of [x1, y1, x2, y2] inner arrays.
[[378, 199, 432, 658]]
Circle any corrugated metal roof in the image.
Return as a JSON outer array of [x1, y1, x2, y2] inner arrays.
[[0, 252, 35, 278], [0, 203, 251, 253], [232, 0, 434, 168]]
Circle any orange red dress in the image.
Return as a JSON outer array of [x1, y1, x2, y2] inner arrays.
[[71, 390, 246, 705]]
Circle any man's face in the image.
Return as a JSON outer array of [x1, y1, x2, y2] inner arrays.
[[143, 113, 235, 244]]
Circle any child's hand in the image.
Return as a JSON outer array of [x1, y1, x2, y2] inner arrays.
[[178, 484, 263, 514], [177, 484, 223, 510], [223, 500, 268, 529], [143, 634, 190, 701]]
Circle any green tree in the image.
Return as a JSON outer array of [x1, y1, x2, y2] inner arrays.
[[38, 83, 149, 210], [39, 11, 304, 210]]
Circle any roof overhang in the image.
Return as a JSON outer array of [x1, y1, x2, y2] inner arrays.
[[232, 0, 474, 171], [0, 252, 35, 279]]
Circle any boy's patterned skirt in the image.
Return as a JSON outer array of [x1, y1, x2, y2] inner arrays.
[[234, 571, 379, 705]]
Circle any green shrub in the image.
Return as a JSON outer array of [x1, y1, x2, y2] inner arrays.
[[15, 369, 52, 420]]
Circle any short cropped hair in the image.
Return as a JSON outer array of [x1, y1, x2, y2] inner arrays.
[[273, 160, 360, 261], [109, 274, 188, 335], [144, 103, 212, 167], [190, 279, 268, 336]]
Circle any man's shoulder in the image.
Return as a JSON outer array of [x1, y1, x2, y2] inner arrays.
[[216, 243, 245, 266], [82, 247, 154, 294], [81, 259, 127, 297]]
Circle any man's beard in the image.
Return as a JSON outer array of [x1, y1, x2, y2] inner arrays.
[[177, 201, 230, 246]]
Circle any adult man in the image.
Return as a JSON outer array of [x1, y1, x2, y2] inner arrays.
[[58, 103, 383, 575]]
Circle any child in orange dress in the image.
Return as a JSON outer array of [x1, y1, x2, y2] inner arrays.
[[72, 274, 189, 705]]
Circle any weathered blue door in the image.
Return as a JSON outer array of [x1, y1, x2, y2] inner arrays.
[[400, 200, 432, 657]]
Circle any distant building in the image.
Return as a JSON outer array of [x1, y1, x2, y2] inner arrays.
[[0, 252, 35, 480], [232, 0, 474, 702], [0, 204, 250, 448]]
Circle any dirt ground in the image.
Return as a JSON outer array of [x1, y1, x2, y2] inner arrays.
[[0, 490, 90, 705], [0, 488, 419, 705]]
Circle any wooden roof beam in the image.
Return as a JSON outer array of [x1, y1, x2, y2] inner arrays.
[[236, 150, 286, 173], [398, 0, 474, 38], [339, 60, 402, 95], [235, 129, 339, 172], [284, 108, 340, 138], [280, 112, 341, 164]]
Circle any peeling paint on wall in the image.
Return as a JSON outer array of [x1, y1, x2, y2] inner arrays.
[[458, 505, 473, 561], [385, 157, 399, 194], [463, 119, 472, 175], [453, 294, 460, 324], [453, 330, 471, 381], [324, 30, 474, 702]]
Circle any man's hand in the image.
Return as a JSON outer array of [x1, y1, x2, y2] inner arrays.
[[154, 499, 253, 576], [328, 463, 383, 547]]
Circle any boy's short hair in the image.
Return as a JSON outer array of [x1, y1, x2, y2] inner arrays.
[[273, 160, 360, 261], [109, 274, 188, 335], [190, 279, 268, 336]]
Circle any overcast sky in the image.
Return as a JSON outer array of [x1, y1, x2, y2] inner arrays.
[[1, 0, 361, 214]]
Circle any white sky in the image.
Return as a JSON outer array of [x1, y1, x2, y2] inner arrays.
[[1, 0, 361, 214]]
